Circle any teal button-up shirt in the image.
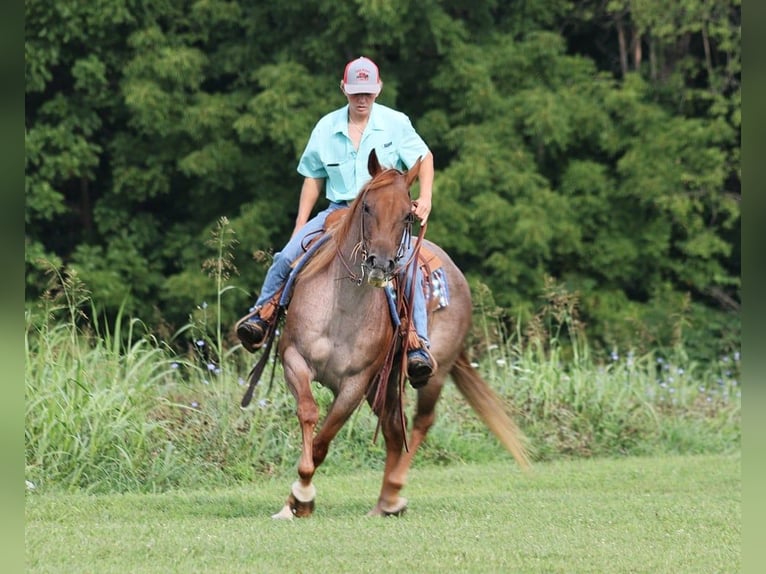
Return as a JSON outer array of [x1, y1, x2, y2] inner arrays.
[[297, 102, 429, 203]]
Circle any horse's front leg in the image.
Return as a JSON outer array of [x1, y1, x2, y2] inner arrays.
[[281, 378, 368, 514], [369, 375, 445, 516], [272, 347, 319, 519]]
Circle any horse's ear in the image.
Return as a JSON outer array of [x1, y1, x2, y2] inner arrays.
[[368, 149, 382, 177], [404, 156, 422, 188]]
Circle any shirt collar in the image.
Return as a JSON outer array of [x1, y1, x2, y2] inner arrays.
[[333, 103, 380, 134]]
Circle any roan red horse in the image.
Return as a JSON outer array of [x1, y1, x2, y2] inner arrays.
[[247, 150, 530, 518]]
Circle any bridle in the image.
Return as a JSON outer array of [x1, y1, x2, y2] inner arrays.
[[336, 191, 418, 286]]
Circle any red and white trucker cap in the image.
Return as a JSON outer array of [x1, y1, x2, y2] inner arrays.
[[342, 57, 382, 95]]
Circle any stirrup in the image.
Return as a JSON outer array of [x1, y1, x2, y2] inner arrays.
[[407, 347, 436, 388], [235, 309, 270, 352]]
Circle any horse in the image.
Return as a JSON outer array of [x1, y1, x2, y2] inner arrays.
[[259, 149, 530, 518]]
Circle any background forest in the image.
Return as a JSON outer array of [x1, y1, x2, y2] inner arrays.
[[25, 0, 741, 361]]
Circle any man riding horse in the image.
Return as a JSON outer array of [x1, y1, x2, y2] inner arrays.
[[236, 56, 436, 385]]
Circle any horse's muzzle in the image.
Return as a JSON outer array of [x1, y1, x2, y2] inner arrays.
[[365, 267, 391, 288], [363, 255, 394, 288]]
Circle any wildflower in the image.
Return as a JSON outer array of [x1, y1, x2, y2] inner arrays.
[[196, 339, 205, 347], [610, 351, 619, 362], [25, 480, 36, 491], [191, 401, 199, 408], [722, 355, 730, 363], [201, 301, 208, 310], [238, 377, 246, 386], [677, 368, 684, 375], [258, 399, 269, 408], [488, 344, 499, 351], [470, 362, 479, 368], [202, 379, 210, 385], [496, 358, 506, 366], [171, 362, 179, 369], [657, 357, 664, 364], [734, 351, 740, 362]]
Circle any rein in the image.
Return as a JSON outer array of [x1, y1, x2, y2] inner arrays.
[[369, 220, 428, 452]]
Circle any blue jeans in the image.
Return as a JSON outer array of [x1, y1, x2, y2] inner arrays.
[[253, 203, 430, 347]]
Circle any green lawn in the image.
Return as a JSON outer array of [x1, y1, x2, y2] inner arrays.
[[26, 453, 740, 573]]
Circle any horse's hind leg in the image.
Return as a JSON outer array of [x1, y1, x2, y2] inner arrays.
[[369, 374, 445, 516]]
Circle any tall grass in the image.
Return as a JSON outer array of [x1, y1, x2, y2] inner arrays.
[[25, 222, 740, 494], [25, 268, 182, 492], [459, 277, 741, 462]]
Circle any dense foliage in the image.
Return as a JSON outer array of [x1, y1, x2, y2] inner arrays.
[[25, 0, 740, 359]]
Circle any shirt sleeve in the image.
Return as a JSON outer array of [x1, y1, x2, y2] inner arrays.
[[393, 113, 429, 169], [297, 124, 327, 179]]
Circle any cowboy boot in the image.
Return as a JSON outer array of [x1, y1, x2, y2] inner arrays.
[[406, 336, 437, 388], [236, 316, 270, 352], [234, 296, 280, 352]]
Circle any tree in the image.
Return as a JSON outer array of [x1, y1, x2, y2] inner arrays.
[[25, 0, 740, 359]]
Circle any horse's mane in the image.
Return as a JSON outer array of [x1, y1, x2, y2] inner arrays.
[[298, 168, 406, 282]]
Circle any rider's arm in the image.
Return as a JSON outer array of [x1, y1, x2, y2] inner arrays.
[[411, 151, 434, 224], [292, 177, 325, 237]]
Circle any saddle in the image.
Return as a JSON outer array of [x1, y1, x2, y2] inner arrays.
[[256, 208, 449, 332], [240, 208, 448, 407]]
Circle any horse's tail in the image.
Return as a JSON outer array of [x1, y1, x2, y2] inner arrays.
[[450, 351, 532, 471]]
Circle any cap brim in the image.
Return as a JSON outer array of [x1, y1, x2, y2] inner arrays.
[[343, 83, 381, 95]]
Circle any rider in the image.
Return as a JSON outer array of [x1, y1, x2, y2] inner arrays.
[[236, 56, 436, 384]]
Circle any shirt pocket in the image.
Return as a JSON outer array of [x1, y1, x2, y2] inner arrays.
[[324, 157, 356, 195]]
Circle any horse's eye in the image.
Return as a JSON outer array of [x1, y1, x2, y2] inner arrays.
[[362, 201, 371, 214]]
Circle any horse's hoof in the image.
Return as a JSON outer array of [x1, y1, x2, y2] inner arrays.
[[368, 497, 408, 517], [288, 492, 315, 518], [271, 503, 294, 520], [272, 481, 317, 519], [271, 493, 316, 519], [383, 505, 407, 517]]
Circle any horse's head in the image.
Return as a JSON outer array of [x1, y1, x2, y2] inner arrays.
[[357, 150, 421, 287]]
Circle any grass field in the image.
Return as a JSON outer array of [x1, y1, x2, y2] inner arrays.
[[25, 453, 740, 573], [24, 271, 742, 572]]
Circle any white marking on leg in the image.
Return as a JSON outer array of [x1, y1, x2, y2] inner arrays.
[[291, 480, 316, 502]]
